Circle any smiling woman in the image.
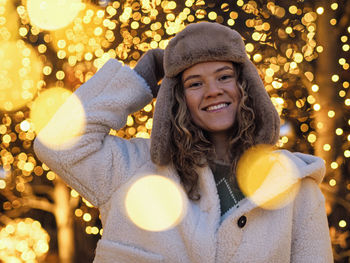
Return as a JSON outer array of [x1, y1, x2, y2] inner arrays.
[[182, 61, 240, 135], [34, 22, 333, 262]]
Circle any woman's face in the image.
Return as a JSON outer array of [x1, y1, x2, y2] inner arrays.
[[182, 61, 240, 135]]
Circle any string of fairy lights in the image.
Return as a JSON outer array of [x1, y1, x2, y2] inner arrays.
[[0, 0, 349, 262]]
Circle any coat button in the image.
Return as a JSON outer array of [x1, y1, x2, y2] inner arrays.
[[237, 215, 247, 228]]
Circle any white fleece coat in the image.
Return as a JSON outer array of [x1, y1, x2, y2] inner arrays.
[[34, 59, 333, 263]]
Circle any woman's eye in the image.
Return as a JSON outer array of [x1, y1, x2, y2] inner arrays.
[[188, 82, 202, 88], [219, 75, 233, 81]]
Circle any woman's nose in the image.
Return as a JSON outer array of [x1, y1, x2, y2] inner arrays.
[[204, 81, 223, 98]]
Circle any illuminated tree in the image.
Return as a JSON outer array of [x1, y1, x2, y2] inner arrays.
[[0, 0, 349, 262]]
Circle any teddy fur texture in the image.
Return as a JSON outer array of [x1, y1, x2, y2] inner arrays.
[[151, 22, 280, 165], [34, 60, 333, 263]]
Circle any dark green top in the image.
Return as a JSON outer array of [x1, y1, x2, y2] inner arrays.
[[209, 161, 245, 217]]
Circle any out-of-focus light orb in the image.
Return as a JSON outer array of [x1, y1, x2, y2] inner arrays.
[[237, 145, 301, 210], [27, 0, 83, 30], [20, 120, 31, 132], [125, 175, 187, 232], [316, 7, 324, 15], [311, 84, 319, 92], [30, 87, 86, 149], [339, 220, 347, 228], [0, 41, 42, 112], [0, 218, 49, 262]]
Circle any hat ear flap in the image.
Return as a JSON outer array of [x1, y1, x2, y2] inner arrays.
[[241, 60, 280, 145], [150, 76, 178, 165]]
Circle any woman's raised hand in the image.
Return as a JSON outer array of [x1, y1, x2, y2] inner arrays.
[[134, 48, 164, 98]]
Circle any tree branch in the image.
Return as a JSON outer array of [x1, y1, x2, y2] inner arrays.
[[21, 197, 55, 213]]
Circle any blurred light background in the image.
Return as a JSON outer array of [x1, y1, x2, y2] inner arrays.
[[0, 0, 349, 262]]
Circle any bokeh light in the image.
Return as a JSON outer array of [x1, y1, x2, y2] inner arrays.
[[26, 0, 83, 30], [30, 87, 85, 149], [0, 41, 42, 112], [0, 218, 49, 262], [125, 175, 187, 231], [237, 145, 301, 210]]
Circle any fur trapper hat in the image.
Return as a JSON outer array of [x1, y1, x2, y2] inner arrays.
[[151, 22, 280, 165]]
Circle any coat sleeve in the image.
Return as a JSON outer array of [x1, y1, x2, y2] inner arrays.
[[291, 177, 333, 263], [33, 59, 153, 207]]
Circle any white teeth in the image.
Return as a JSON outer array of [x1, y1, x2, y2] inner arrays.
[[206, 103, 228, 111]]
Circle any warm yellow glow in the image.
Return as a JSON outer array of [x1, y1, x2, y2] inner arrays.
[[125, 175, 187, 231], [46, 171, 56, 180], [331, 3, 338, 10], [335, 128, 343, 135], [343, 44, 350, 51], [344, 81, 349, 88], [293, 53, 303, 63], [237, 145, 300, 210], [31, 87, 86, 150], [0, 41, 42, 112], [253, 53, 262, 62], [285, 27, 292, 34], [0, 179, 6, 189], [331, 74, 339, 82], [289, 6, 297, 14], [345, 99, 350, 106], [330, 19, 337, 26], [237, 0, 244, 7], [344, 150, 350, 158], [331, 162, 338, 169], [245, 43, 254, 53], [328, 110, 335, 118], [82, 198, 94, 208], [307, 95, 316, 104], [2, 134, 11, 144], [70, 189, 79, 198], [323, 144, 331, 151], [290, 62, 297, 69], [339, 220, 347, 228], [316, 46, 323, 53], [272, 81, 282, 89], [27, 0, 83, 30], [281, 136, 288, 143], [208, 11, 217, 20], [308, 133, 317, 143], [311, 84, 319, 92], [135, 131, 150, 138], [126, 116, 134, 126], [316, 7, 324, 15], [0, 218, 49, 261], [329, 179, 336, 186], [75, 209, 83, 217], [83, 213, 92, 222], [20, 120, 31, 132], [313, 104, 321, 111], [339, 58, 346, 65], [266, 68, 274, 77]]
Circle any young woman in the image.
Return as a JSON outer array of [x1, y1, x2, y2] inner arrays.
[[34, 22, 333, 262]]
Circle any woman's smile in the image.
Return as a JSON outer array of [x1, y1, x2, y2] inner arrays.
[[182, 61, 240, 135]]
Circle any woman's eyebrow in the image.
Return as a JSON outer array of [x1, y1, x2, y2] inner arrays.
[[215, 66, 235, 73], [182, 74, 201, 84], [182, 66, 235, 84]]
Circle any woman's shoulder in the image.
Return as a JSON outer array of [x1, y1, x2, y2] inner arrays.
[[274, 149, 325, 185]]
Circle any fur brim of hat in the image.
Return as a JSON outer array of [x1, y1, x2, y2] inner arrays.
[[151, 22, 280, 166]]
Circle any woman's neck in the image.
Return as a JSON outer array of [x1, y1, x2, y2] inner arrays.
[[209, 132, 231, 164]]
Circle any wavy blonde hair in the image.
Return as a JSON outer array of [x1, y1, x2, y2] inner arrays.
[[169, 63, 256, 200]]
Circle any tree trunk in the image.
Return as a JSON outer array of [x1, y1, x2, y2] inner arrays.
[[315, 0, 340, 178], [53, 177, 75, 263]]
